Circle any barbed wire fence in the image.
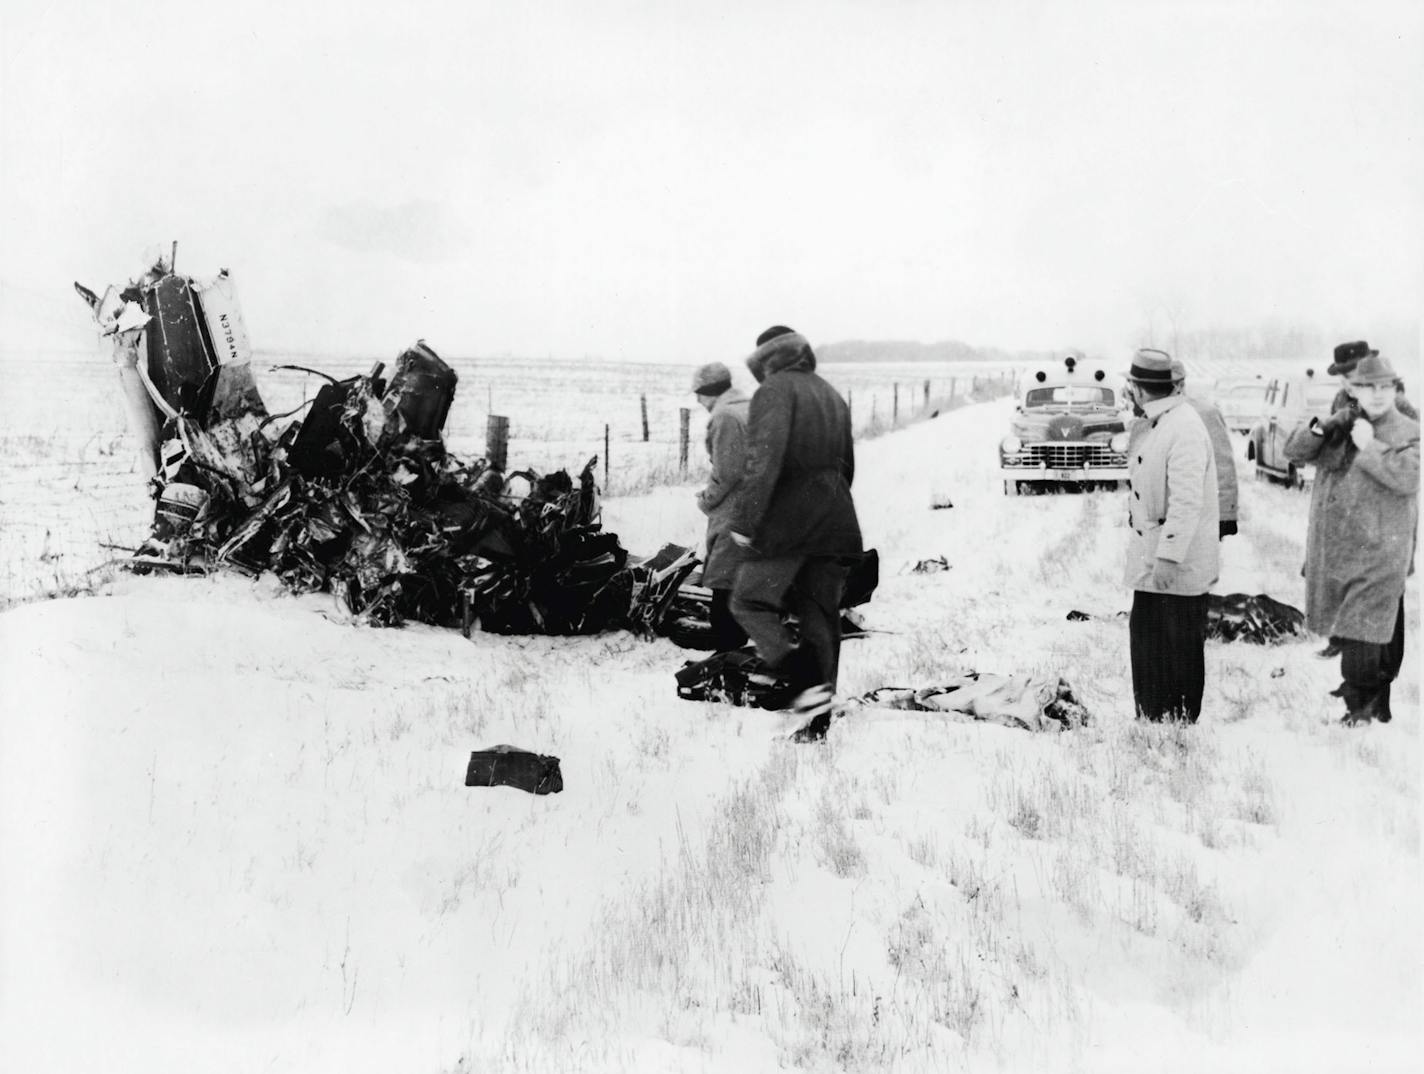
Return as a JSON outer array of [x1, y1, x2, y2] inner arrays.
[[0, 357, 1121, 609]]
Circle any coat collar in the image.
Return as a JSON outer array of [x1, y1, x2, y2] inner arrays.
[[711, 387, 747, 413], [1141, 393, 1186, 426]]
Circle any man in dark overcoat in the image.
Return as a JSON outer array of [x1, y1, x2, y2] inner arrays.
[[691, 361, 751, 649], [1172, 359, 1239, 540], [1285, 354, 1419, 724], [730, 327, 862, 734]]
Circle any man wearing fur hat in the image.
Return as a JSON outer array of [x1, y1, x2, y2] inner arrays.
[[691, 361, 751, 650], [730, 326, 862, 739], [1122, 349, 1220, 723], [1285, 354, 1419, 725]]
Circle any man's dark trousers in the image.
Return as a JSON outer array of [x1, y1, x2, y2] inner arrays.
[[1338, 597, 1406, 720], [1130, 590, 1209, 722], [731, 555, 847, 691], [709, 588, 749, 651]]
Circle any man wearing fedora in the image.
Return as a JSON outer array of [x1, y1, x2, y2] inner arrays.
[[1285, 353, 1419, 725], [690, 360, 751, 650], [730, 326, 862, 741], [1325, 340, 1417, 423], [1122, 348, 1220, 723], [1303, 341, 1416, 660]]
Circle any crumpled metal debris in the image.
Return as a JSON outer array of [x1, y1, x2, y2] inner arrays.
[[74, 252, 693, 637]]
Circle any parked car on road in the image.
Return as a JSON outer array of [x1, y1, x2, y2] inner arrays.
[[1210, 376, 1271, 433], [999, 355, 1130, 495], [1247, 373, 1339, 487]]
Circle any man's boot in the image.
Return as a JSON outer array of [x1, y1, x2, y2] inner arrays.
[[789, 683, 835, 742], [1316, 637, 1343, 659], [1340, 691, 1381, 727]]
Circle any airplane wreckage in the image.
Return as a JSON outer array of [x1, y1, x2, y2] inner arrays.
[[74, 249, 878, 643]]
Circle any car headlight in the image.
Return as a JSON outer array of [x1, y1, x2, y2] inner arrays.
[[1109, 432, 1129, 452], [1001, 435, 1023, 453]]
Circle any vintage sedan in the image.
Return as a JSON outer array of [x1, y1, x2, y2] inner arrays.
[[1211, 376, 1271, 433], [1247, 373, 1339, 487], [1000, 356, 1130, 495]]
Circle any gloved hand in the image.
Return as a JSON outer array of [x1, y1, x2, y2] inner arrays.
[[1219, 520, 1238, 540], [1151, 558, 1183, 591], [1315, 406, 1357, 438]]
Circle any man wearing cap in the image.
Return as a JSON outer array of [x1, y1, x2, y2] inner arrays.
[[1285, 354, 1418, 725], [1122, 348, 1220, 723], [691, 361, 751, 650], [1171, 360, 1239, 540], [730, 326, 862, 740]]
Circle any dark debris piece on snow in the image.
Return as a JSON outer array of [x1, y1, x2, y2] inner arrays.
[[465, 746, 563, 794], [1065, 595, 1305, 644]]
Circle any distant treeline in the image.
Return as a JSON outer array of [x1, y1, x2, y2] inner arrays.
[[817, 339, 1054, 365]]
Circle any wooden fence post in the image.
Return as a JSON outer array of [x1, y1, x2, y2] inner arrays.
[[679, 408, 690, 472], [924, 379, 930, 406], [893, 383, 899, 423], [486, 415, 509, 472], [604, 423, 610, 489], [640, 394, 649, 442]]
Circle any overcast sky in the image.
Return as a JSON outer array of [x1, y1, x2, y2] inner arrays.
[[2, 0, 1420, 364]]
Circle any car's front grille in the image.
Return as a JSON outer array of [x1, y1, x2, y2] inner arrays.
[[1003, 443, 1127, 469]]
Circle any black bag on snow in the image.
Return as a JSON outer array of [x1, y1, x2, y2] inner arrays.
[[464, 746, 563, 794]]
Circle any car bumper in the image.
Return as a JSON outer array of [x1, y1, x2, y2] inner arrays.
[[1000, 465, 1129, 483]]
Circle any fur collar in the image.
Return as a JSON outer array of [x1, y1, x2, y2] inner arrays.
[[746, 331, 815, 382]]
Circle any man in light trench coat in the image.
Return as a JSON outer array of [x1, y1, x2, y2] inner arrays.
[[1123, 349, 1220, 722], [690, 361, 751, 650], [1285, 353, 1419, 725]]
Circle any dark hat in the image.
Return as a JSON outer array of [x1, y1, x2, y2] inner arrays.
[[1327, 340, 1378, 376], [1125, 348, 1182, 384], [1345, 354, 1400, 386], [756, 325, 797, 347], [691, 361, 732, 395], [747, 327, 814, 382]]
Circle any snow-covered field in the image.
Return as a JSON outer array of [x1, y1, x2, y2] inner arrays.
[[2, 394, 1419, 1074]]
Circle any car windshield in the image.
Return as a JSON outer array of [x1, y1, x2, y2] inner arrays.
[[1224, 384, 1268, 401], [1024, 386, 1116, 408]]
